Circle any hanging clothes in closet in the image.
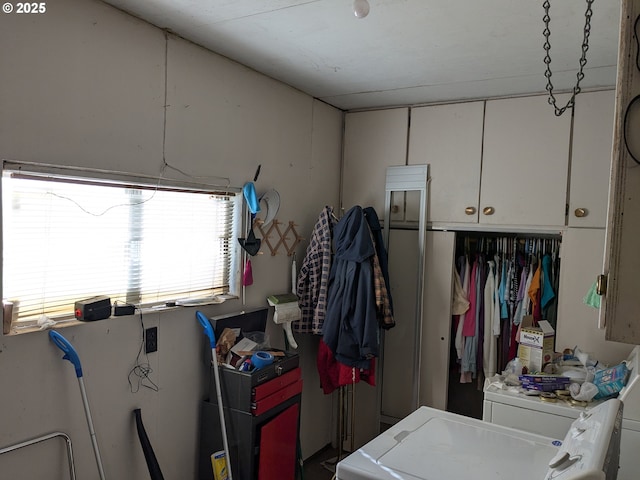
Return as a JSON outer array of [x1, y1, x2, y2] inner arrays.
[[296, 205, 394, 394], [451, 234, 561, 385]]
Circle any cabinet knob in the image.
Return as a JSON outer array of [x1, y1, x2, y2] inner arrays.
[[482, 206, 495, 216], [574, 208, 588, 218], [464, 206, 476, 215], [391, 205, 400, 214]]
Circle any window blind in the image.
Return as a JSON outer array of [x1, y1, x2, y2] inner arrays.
[[2, 170, 240, 324]]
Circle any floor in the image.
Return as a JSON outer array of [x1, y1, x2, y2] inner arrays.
[[299, 425, 391, 480], [299, 355, 485, 480], [300, 445, 341, 480], [447, 362, 484, 420]]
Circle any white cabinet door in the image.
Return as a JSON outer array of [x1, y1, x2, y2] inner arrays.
[[342, 108, 409, 221], [408, 102, 484, 224], [420, 230, 455, 411], [382, 230, 455, 420], [569, 90, 615, 228], [481, 95, 572, 226], [601, 0, 640, 344], [555, 228, 633, 365]]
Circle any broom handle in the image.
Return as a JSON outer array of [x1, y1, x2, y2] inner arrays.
[[78, 377, 106, 480], [196, 312, 233, 480], [211, 350, 233, 480], [49, 332, 105, 480]]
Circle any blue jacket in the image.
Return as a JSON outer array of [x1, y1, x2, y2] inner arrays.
[[323, 206, 379, 368]]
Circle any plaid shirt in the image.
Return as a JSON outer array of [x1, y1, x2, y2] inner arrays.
[[371, 244, 394, 329], [295, 206, 335, 334]]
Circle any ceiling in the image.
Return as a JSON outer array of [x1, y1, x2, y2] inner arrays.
[[102, 0, 622, 111]]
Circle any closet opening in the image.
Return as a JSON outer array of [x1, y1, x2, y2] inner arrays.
[[446, 231, 562, 419]]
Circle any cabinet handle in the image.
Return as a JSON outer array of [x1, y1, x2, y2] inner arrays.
[[482, 206, 495, 216], [596, 275, 607, 295], [574, 208, 588, 218], [391, 205, 400, 214], [464, 206, 476, 215]]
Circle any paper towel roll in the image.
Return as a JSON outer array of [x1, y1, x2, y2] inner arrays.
[[267, 297, 300, 349], [271, 302, 301, 324]]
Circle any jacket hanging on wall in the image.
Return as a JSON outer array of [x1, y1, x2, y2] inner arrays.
[[322, 205, 379, 369], [297, 205, 393, 394], [295, 206, 336, 335]]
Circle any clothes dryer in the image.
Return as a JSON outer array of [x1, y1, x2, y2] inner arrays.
[[483, 346, 640, 480]]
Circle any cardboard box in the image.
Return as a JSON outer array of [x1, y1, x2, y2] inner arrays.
[[517, 344, 554, 373], [519, 375, 571, 392], [519, 318, 555, 349], [517, 316, 555, 373]]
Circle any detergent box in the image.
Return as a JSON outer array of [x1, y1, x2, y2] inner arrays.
[[519, 318, 555, 349], [518, 317, 555, 373]]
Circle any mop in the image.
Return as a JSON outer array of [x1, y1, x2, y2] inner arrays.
[[196, 311, 233, 480], [49, 331, 106, 480]]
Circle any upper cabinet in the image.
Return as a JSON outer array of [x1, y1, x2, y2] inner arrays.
[[480, 95, 572, 227], [569, 90, 615, 228], [408, 101, 485, 224], [343, 94, 614, 231], [342, 108, 409, 220], [407, 95, 571, 228]]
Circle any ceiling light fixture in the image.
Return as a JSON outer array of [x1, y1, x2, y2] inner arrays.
[[353, 0, 370, 19]]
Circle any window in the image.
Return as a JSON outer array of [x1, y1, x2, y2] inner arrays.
[[2, 167, 242, 330]]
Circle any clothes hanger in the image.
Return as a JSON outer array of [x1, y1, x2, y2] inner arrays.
[[328, 206, 340, 223]]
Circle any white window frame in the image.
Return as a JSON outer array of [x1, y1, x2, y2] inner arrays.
[[1, 162, 243, 333]]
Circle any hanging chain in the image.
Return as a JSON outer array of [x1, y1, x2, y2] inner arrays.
[[543, 0, 594, 116]]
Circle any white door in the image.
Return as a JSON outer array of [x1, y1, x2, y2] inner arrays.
[[420, 230, 455, 410], [569, 90, 615, 228], [601, 0, 640, 344], [555, 228, 633, 366]]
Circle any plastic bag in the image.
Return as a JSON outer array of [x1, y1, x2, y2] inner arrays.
[[569, 381, 599, 402], [501, 358, 524, 386], [243, 331, 270, 350], [505, 357, 524, 375], [593, 363, 629, 399]]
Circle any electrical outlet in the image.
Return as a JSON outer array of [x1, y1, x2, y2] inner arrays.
[[145, 327, 158, 354]]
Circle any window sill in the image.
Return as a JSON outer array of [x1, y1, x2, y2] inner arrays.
[[6, 317, 81, 336], [3, 294, 239, 336]]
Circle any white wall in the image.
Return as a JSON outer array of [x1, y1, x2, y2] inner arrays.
[[0, 0, 342, 478]]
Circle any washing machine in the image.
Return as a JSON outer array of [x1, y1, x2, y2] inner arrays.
[[335, 398, 623, 480]]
